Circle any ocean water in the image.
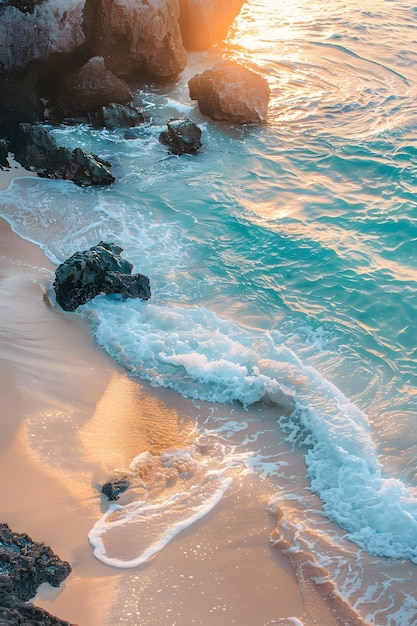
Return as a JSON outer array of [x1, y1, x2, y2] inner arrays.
[[2, 0, 417, 623]]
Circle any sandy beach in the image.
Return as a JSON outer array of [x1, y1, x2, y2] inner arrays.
[[0, 162, 314, 626]]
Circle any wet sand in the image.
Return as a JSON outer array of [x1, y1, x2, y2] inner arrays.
[[0, 163, 310, 625]]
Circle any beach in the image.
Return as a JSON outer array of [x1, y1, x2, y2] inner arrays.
[[0, 164, 315, 626]]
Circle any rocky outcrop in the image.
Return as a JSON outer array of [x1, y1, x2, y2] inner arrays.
[[0, 523, 76, 626], [0, 0, 247, 135], [188, 60, 270, 124], [53, 241, 151, 312], [159, 118, 202, 154], [52, 57, 132, 118], [92, 0, 186, 80], [179, 0, 245, 50], [0, 576, 76, 626], [0, 0, 85, 74], [0, 523, 71, 603], [10, 123, 115, 186]]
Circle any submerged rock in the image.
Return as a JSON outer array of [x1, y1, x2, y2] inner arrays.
[[53, 241, 151, 312], [188, 60, 270, 124], [10, 123, 115, 186], [102, 477, 131, 501], [159, 118, 202, 154], [0, 523, 71, 603]]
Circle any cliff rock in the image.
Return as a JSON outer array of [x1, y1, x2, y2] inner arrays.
[[179, 0, 245, 50], [93, 0, 187, 80], [0, 0, 85, 74]]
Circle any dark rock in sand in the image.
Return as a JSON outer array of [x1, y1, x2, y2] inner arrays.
[[188, 60, 270, 124], [159, 118, 202, 154], [88, 103, 146, 130], [102, 477, 131, 501], [0, 523, 71, 603], [0, 576, 76, 626], [11, 123, 115, 187], [53, 241, 151, 312]]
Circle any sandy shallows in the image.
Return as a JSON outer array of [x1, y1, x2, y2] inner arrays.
[[0, 164, 307, 626]]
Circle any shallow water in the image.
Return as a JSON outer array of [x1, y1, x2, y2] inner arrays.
[[2, 0, 417, 623]]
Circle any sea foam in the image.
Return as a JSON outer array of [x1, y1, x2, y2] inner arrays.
[[83, 296, 417, 563]]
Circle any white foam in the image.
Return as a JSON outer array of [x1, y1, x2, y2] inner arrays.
[[89, 473, 233, 568]]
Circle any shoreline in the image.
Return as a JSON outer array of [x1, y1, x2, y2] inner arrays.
[[0, 164, 308, 625]]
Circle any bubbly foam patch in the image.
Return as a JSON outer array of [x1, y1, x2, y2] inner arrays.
[[88, 440, 244, 567]]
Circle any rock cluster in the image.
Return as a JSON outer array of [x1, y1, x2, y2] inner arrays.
[[0, 0, 244, 133], [53, 241, 151, 311]]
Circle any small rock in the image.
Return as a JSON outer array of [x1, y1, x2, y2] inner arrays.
[[102, 478, 131, 501], [159, 118, 202, 154]]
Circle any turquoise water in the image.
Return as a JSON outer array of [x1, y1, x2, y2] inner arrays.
[[2, 0, 417, 622]]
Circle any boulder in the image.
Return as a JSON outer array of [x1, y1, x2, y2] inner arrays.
[[63, 148, 116, 187], [10, 123, 115, 186], [188, 60, 270, 124], [54, 57, 132, 117], [92, 0, 186, 80], [179, 0, 245, 50], [159, 118, 202, 154], [10, 124, 115, 186], [88, 103, 146, 130], [102, 477, 131, 501], [53, 241, 151, 312], [0, 523, 71, 603]]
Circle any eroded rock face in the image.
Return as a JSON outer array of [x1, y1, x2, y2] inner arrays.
[[93, 0, 187, 80], [188, 60, 270, 124], [53, 241, 151, 312], [179, 0, 245, 50], [0, 0, 85, 74], [54, 57, 132, 117]]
